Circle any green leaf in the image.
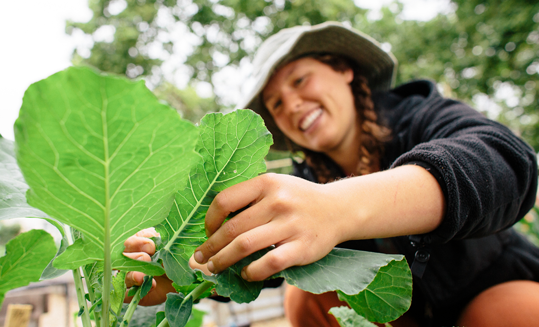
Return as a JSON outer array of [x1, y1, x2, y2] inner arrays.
[[40, 233, 69, 280], [110, 271, 127, 318], [165, 293, 193, 327], [40, 220, 69, 280], [329, 307, 378, 327], [274, 248, 407, 296], [202, 250, 266, 303], [337, 258, 412, 323], [157, 109, 272, 285], [140, 275, 154, 298], [185, 308, 206, 327], [14, 66, 199, 275], [0, 135, 49, 220], [0, 229, 57, 307], [118, 303, 166, 327]]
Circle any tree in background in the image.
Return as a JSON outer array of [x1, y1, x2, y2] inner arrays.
[[68, 0, 539, 149]]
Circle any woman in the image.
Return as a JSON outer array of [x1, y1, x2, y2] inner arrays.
[[125, 22, 539, 326]]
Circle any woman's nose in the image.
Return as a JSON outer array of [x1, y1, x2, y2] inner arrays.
[[282, 92, 302, 113]]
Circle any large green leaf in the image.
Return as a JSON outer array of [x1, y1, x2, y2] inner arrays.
[[275, 248, 408, 296], [0, 135, 49, 220], [0, 229, 57, 307], [14, 66, 199, 275], [338, 258, 412, 323], [204, 246, 412, 316], [329, 307, 378, 327], [157, 109, 273, 285]]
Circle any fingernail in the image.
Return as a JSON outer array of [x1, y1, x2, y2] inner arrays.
[[194, 251, 204, 263], [136, 254, 145, 261], [207, 260, 215, 273], [142, 243, 153, 254], [241, 268, 249, 281]]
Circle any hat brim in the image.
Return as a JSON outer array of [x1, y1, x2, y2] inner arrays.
[[238, 22, 397, 151]]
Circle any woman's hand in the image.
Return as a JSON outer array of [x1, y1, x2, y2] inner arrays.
[[193, 173, 349, 282], [193, 166, 445, 283], [123, 228, 176, 306], [123, 229, 214, 305]]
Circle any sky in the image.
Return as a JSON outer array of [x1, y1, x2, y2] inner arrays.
[[0, 0, 451, 141]]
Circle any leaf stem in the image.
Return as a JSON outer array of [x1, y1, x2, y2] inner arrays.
[[157, 318, 170, 327], [122, 286, 143, 326], [184, 280, 214, 303], [73, 267, 93, 327], [101, 89, 112, 327]]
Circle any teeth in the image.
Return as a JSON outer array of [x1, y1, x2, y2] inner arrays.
[[300, 109, 323, 131]]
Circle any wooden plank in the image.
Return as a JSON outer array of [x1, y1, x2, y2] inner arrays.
[[5, 304, 33, 327]]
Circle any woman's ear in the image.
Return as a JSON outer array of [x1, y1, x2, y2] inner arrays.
[[344, 67, 354, 84]]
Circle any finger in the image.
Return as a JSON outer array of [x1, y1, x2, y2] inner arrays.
[[206, 174, 271, 236], [189, 255, 212, 276], [241, 242, 304, 281], [123, 252, 152, 262], [125, 271, 146, 288], [124, 277, 158, 303], [135, 227, 160, 238], [194, 200, 272, 264], [124, 236, 156, 255], [206, 221, 292, 274]]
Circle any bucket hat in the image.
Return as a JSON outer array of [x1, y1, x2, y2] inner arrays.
[[237, 21, 398, 151]]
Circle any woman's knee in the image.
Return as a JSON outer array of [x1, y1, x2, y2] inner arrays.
[[457, 280, 539, 327]]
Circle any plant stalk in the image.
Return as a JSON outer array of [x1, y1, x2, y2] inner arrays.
[[122, 286, 143, 326], [73, 267, 93, 327], [82, 267, 101, 327], [101, 240, 112, 327]]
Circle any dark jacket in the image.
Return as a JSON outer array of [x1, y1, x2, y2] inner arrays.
[[292, 80, 539, 326]]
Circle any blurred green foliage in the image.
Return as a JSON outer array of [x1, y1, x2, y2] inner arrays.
[[516, 205, 539, 246], [68, 0, 539, 150], [65, 0, 539, 256]]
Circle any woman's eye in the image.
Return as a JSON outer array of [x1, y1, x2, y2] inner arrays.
[[272, 100, 282, 111], [293, 77, 304, 86]]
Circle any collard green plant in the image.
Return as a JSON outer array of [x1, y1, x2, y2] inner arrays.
[[0, 67, 413, 327]]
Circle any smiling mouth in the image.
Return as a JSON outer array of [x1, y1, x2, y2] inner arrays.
[[300, 108, 323, 131]]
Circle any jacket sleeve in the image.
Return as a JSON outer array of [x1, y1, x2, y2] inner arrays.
[[380, 81, 538, 244]]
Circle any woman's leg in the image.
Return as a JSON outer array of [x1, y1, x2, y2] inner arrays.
[[457, 280, 539, 327], [284, 284, 346, 327], [283, 284, 418, 327]]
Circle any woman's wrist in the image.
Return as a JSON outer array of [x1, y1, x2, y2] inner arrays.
[[323, 165, 446, 243]]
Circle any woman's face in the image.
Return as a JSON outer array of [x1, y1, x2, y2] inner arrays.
[[262, 57, 359, 154]]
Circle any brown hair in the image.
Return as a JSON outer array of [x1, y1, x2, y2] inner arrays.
[[273, 54, 390, 183]]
